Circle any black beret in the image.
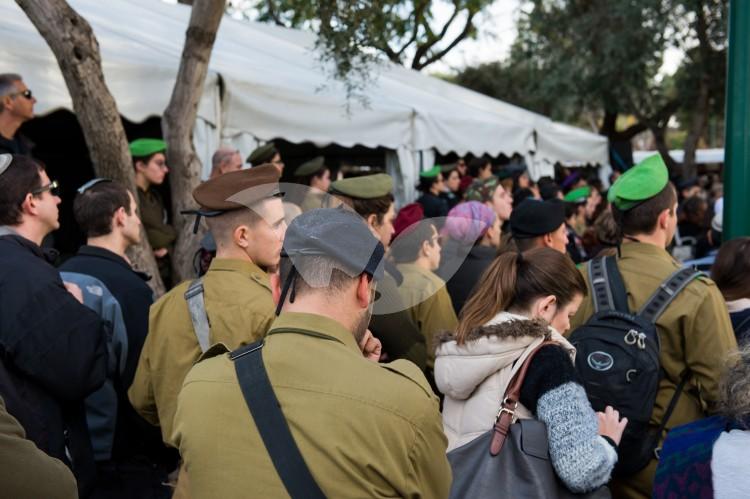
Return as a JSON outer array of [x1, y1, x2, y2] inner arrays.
[[510, 199, 566, 239], [283, 207, 384, 281]]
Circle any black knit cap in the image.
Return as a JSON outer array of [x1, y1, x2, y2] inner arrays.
[[510, 198, 566, 239]]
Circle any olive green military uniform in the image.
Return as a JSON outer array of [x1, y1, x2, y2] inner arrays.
[[370, 267, 427, 369], [138, 187, 177, 251], [568, 242, 737, 499], [137, 186, 177, 285], [298, 190, 326, 212], [0, 397, 77, 499], [396, 263, 458, 369], [171, 312, 452, 499], [128, 258, 275, 444]]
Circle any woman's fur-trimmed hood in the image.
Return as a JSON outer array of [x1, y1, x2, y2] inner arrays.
[[434, 311, 574, 401]]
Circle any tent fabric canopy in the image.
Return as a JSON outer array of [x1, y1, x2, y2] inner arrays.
[[0, 0, 608, 180]]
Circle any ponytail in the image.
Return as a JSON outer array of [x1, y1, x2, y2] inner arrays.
[[455, 247, 586, 344]]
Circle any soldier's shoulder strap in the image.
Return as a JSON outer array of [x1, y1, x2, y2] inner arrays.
[[184, 278, 210, 353], [637, 267, 704, 324], [229, 341, 325, 499]]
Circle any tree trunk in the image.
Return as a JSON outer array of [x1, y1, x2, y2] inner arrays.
[[163, 0, 225, 283], [650, 125, 679, 175], [16, 0, 164, 295], [681, 74, 710, 181]]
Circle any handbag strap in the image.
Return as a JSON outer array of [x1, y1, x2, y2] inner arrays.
[[230, 341, 326, 499], [490, 340, 557, 456]]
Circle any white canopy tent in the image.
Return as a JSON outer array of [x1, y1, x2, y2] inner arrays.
[[0, 0, 608, 203]]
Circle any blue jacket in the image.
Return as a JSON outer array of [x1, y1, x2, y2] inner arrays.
[[60, 272, 127, 462]]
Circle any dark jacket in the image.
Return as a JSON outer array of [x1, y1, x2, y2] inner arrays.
[[59, 246, 174, 467], [0, 232, 107, 496], [417, 192, 449, 219], [438, 240, 496, 315]]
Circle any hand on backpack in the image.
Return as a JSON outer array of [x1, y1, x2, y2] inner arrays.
[[597, 406, 628, 445]]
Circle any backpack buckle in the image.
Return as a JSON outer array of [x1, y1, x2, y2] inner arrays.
[[654, 446, 662, 460]]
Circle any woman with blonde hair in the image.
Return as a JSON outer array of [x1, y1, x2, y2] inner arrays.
[[435, 248, 627, 494]]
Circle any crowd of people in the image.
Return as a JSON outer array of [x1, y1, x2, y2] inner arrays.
[[1, 71, 749, 499]]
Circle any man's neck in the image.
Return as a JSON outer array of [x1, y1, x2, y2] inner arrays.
[[412, 255, 433, 272], [215, 247, 255, 265], [9, 223, 45, 246], [87, 234, 129, 260], [0, 114, 21, 141], [282, 296, 356, 334], [622, 231, 667, 249]]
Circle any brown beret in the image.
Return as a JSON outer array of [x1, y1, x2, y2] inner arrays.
[[192, 164, 281, 212]]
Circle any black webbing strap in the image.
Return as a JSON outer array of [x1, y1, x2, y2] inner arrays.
[[230, 341, 326, 499], [638, 267, 703, 323], [588, 256, 629, 313], [653, 371, 690, 459]]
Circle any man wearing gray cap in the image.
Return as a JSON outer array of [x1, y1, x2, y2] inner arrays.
[[171, 208, 451, 499]]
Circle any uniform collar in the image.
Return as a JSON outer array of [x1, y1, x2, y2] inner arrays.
[[77, 245, 151, 281], [619, 241, 676, 265], [268, 311, 360, 353], [207, 257, 271, 291]]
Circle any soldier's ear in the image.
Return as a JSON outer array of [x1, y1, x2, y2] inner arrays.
[[270, 273, 282, 305], [355, 274, 371, 309]]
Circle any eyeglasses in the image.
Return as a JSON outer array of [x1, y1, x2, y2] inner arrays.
[[11, 89, 33, 100], [78, 178, 111, 194], [31, 180, 60, 197]]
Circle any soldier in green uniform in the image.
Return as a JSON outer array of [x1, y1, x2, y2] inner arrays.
[[391, 217, 458, 373], [128, 165, 286, 448], [171, 208, 451, 498], [131, 138, 177, 286], [247, 141, 284, 174], [568, 154, 737, 499], [294, 156, 331, 212], [329, 173, 427, 369]]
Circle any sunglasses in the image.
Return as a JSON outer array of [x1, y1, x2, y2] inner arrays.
[[31, 180, 60, 197], [12, 89, 33, 100]]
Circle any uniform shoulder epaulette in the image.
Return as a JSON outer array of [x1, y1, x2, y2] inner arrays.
[[195, 342, 230, 363], [380, 359, 435, 399]]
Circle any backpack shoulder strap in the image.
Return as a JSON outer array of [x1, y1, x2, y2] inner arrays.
[[230, 342, 326, 499], [637, 267, 703, 323], [587, 256, 629, 313], [184, 278, 210, 353]]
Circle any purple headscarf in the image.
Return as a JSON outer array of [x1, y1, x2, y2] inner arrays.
[[442, 201, 496, 244]]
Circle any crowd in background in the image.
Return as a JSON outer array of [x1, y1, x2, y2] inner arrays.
[[1, 71, 750, 499]]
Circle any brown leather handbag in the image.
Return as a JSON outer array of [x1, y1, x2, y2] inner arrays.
[[447, 341, 612, 499]]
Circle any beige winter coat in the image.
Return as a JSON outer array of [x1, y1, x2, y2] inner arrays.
[[435, 311, 575, 452]]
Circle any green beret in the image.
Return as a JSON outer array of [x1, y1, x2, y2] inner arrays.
[[564, 185, 592, 204], [294, 156, 326, 177], [419, 166, 442, 179], [247, 142, 278, 165], [608, 154, 669, 211], [329, 174, 393, 199], [129, 138, 166, 158]]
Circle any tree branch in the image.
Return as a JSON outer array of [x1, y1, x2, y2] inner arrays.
[[415, 10, 476, 70]]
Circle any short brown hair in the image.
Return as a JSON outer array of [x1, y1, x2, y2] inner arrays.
[[279, 254, 359, 298], [73, 181, 132, 238], [205, 206, 263, 245], [0, 155, 43, 226], [456, 247, 587, 343], [712, 237, 750, 301], [339, 193, 394, 225], [390, 221, 436, 263], [612, 183, 677, 236]]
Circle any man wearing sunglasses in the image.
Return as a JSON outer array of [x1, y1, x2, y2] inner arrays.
[[0, 154, 108, 497], [0, 74, 36, 156]]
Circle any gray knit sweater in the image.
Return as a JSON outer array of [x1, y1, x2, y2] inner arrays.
[[520, 345, 618, 493]]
